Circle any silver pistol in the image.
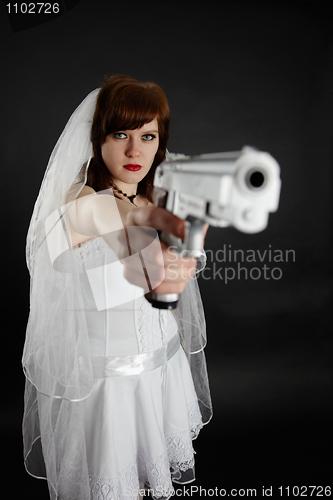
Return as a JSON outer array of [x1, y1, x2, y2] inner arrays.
[[151, 146, 281, 309]]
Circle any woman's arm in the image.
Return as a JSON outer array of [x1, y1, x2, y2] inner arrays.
[[67, 185, 203, 297]]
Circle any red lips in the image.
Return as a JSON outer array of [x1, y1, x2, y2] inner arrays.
[[123, 164, 142, 171]]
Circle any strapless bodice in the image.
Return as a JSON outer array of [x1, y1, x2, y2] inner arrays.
[[72, 237, 178, 357]]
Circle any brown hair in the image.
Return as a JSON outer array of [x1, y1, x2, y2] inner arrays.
[[87, 74, 170, 202]]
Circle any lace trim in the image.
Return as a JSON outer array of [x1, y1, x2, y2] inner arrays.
[[139, 447, 173, 499], [136, 296, 163, 354], [187, 399, 204, 440], [166, 399, 203, 477], [89, 400, 203, 500], [89, 456, 138, 500], [136, 299, 180, 355], [137, 295, 153, 353], [72, 236, 109, 267]]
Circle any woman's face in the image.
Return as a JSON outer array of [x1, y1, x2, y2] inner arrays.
[[101, 118, 159, 188]]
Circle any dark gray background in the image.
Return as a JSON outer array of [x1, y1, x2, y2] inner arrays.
[[1, 0, 332, 497]]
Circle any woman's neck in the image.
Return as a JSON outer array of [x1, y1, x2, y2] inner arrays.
[[110, 179, 138, 197]]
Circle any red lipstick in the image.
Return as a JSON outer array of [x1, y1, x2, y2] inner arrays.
[[123, 164, 142, 171]]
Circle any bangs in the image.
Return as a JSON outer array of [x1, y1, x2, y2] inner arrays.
[[104, 89, 161, 135]]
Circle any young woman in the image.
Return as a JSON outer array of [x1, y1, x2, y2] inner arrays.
[[23, 75, 212, 500]]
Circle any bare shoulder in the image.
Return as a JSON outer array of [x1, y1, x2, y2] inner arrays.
[[67, 183, 95, 203], [77, 184, 95, 199]]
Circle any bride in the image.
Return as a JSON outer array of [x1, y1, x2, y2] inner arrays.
[[22, 74, 212, 500]]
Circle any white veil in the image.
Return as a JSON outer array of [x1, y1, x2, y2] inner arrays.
[[174, 254, 212, 427], [22, 87, 212, 500]]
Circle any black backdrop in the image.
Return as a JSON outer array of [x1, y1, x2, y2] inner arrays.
[[1, 0, 332, 498]]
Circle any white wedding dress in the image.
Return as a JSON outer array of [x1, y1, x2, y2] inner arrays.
[[72, 235, 204, 500]]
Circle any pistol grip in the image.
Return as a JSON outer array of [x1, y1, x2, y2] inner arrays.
[[160, 216, 205, 257], [151, 217, 206, 309]]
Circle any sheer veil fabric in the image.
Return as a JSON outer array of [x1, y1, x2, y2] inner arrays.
[[22, 88, 212, 499]]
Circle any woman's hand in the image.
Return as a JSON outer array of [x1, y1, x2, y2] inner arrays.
[[68, 189, 209, 297], [123, 206, 208, 296]]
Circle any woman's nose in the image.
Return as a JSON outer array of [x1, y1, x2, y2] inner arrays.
[[126, 139, 140, 158]]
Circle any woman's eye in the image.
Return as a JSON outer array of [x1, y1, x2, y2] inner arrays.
[[113, 132, 127, 139], [142, 134, 156, 141]]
